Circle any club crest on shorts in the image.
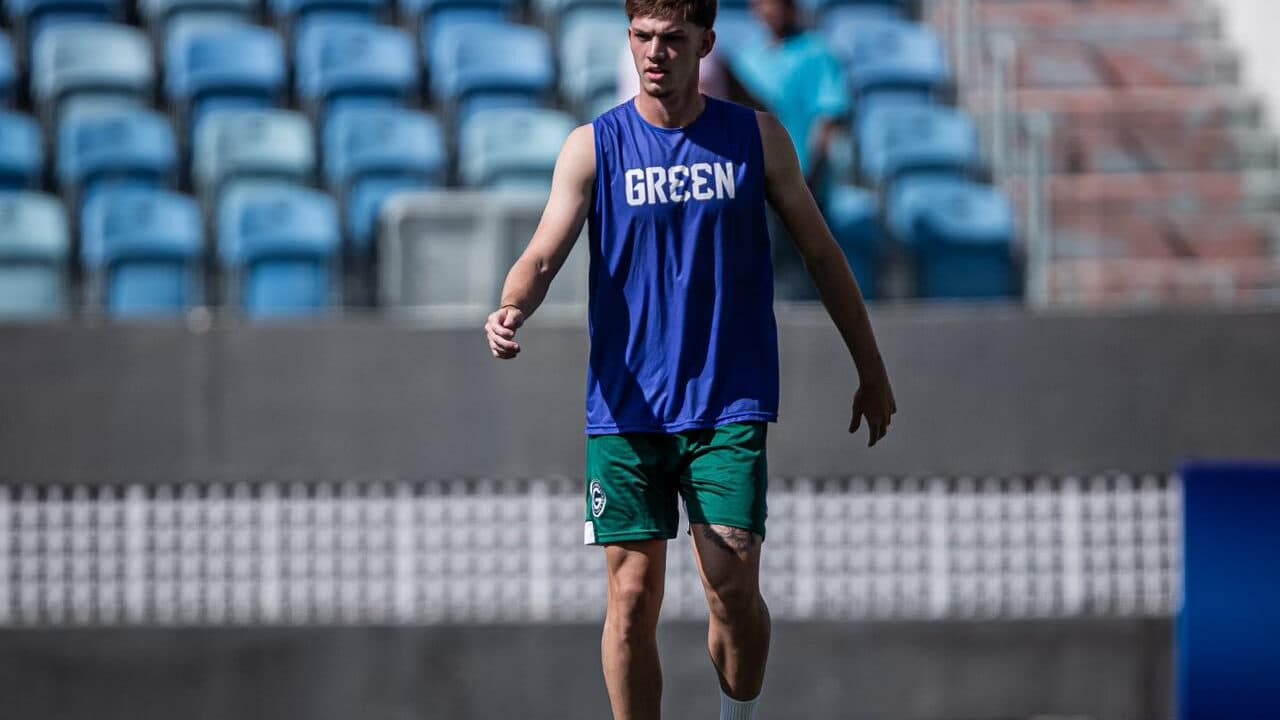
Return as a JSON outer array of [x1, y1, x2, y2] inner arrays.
[[590, 480, 607, 518]]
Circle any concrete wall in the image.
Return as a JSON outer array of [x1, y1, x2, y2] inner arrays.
[[2, 304, 1278, 483], [0, 620, 1172, 720]]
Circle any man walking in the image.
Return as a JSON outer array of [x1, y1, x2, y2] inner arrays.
[[483, 0, 896, 717]]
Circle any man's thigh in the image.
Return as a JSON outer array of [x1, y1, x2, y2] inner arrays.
[[584, 432, 682, 545], [680, 422, 769, 541]]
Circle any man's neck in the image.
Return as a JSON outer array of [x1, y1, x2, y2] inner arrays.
[[634, 86, 707, 129]]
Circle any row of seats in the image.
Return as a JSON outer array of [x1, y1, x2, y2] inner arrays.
[[0, 186, 343, 318], [813, 14, 1017, 300]]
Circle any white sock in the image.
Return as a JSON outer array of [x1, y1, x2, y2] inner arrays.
[[719, 689, 759, 720]]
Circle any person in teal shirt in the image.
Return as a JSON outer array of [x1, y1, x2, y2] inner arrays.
[[725, 0, 851, 298], [726, 0, 850, 189]]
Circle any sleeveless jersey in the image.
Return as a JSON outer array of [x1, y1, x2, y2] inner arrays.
[[585, 95, 779, 435]]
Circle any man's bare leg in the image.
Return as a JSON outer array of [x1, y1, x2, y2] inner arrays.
[[603, 540, 667, 720], [690, 524, 770, 703]]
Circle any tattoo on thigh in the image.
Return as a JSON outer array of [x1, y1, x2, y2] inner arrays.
[[699, 525, 758, 554]]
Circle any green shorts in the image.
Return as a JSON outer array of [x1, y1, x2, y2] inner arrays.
[[583, 422, 768, 545]]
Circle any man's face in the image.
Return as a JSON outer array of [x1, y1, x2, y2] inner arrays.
[[749, 0, 793, 37], [628, 15, 714, 99]]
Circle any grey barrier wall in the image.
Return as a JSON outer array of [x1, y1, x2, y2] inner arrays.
[[1, 304, 1277, 483], [0, 620, 1172, 720]]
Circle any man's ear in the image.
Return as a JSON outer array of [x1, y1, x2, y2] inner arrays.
[[700, 27, 716, 58]]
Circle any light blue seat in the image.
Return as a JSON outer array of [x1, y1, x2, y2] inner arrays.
[[0, 32, 14, 106], [824, 184, 882, 299], [57, 109, 177, 202], [31, 23, 153, 123], [165, 21, 286, 132], [0, 192, 69, 318], [408, 0, 512, 24], [712, 8, 766, 62], [558, 9, 626, 116], [529, 0, 610, 26], [218, 183, 341, 317], [0, 112, 43, 190], [140, 0, 254, 34], [5, 0, 122, 41], [824, 15, 949, 110], [857, 104, 979, 185], [887, 176, 1017, 299], [269, 0, 386, 27], [323, 107, 445, 255], [193, 108, 315, 201], [458, 107, 574, 188], [296, 23, 417, 114], [80, 188, 204, 316], [429, 21, 553, 121]]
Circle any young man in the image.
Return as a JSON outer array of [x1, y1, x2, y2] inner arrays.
[[483, 0, 896, 717]]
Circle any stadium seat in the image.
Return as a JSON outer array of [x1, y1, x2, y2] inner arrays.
[[165, 21, 287, 135], [823, 15, 949, 110], [558, 9, 627, 118], [0, 112, 43, 190], [713, 8, 766, 62], [31, 24, 153, 124], [80, 188, 204, 316], [217, 183, 341, 317], [296, 23, 418, 115], [140, 0, 254, 35], [887, 177, 1017, 299], [857, 104, 980, 185], [429, 21, 554, 122], [57, 109, 178, 203], [458, 107, 574, 188], [409, 0, 513, 25], [193, 109, 315, 203], [268, 0, 386, 29], [0, 33, 14, 107], [4, 0, 122, 42], [0, 192, 69, 318], [529, 0, 609, 27], [323, 107, 445, 256], [825, 184, 882, 299]]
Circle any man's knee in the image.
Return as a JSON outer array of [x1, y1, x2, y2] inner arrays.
[[607, 575, 663, 638], [705, 572, 762, 622]]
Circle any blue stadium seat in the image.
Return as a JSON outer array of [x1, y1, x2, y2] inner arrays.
[[217, 183, 341, 317], [713, 8, 766, 62], [558, 9, 626, 117], [80, 188, 204, 316], [824, 16, 949, 110], [429, 21, 554, 122], [887, 177, 1017, 299], [0, 192, 69, 318], [4, 0, 122, 42], [296, 23, 417, 115], [323, 107, 445, 256], [529, 0, 609, 27], [857, 104, 979, 185], [0, 112, 43, 190], [825, 184, 882, 299], [193, 109, 315, 202], [31, 24, 153, 123], [0, 33, 14, 106], [458, 107, 574, 188], [409, 0, 512, 24], [269, 0, 386, 28], [57, 109, 177, 202], [141, 0, 254, 34], [165, 21, 286, 134]]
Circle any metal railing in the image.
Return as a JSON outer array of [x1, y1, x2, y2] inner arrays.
[[0, 474, 1181, 626]]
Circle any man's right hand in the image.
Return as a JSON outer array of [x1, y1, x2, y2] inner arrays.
[[485, 305, 526, 359]]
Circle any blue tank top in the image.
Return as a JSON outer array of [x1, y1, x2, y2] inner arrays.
[[586, 95, 779, 435]]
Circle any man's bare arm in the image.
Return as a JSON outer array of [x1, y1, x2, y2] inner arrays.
[[485, 124, 596, 358], [756, 111, 896, 444]]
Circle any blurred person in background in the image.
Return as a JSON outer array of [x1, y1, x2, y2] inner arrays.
[[485, 0, 896, 716], [725, 0, 850, 298]]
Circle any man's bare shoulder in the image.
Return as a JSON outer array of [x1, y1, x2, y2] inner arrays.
[[560, 123, 597, 179]]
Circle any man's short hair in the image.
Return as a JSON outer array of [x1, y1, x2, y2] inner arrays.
[[626, 0, 717, 30]]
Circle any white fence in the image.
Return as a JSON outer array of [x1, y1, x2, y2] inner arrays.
[[0, 474, 1180, 626]]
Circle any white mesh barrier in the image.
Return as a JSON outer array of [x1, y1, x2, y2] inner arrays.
[[0, 474, 1180, 626]]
